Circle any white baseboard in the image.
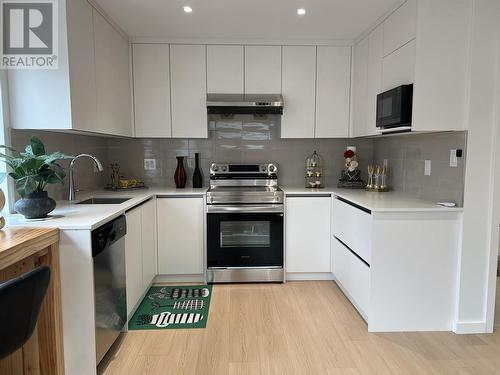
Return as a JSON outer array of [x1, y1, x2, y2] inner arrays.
[[286, 272, 335, 281], [453, 320, 488, 334], [154, 274, 206, 284]]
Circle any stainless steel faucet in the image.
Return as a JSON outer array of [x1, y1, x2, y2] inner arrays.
[[68, 154, 104, 201]]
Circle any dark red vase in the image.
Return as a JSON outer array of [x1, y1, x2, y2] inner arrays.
[[174, 156, 187, 188]]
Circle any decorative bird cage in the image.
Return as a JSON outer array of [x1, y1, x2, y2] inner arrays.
[[305, 150, 324, 188]]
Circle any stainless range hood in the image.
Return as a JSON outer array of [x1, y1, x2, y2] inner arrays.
[[206, 94, 284, 115]]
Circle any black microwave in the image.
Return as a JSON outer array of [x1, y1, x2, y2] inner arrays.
[[376, 84, 413, 130]]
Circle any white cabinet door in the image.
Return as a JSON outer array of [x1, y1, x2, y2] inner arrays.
[[281, 46, 316, 138], [244, 46, 282, 94], [381, 39, 416, 92], [125, 207, 143, 317], [157, 197, 204, 275], [132, 44, 171, 137], [285, 196, 331, 273], [383, 0, 417, 57], [412, 0, 471, 132], [315, 46, 351, 138], [207, 45, 244, 93], [366, 25, 384, 135], [93, 10, 132, 137], [170, 45, 208, 138], [141, 199, 157, 289], [351, 36, 369, 137], [66, 0, 97, 133]]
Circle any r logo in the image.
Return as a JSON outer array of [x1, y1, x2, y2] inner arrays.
[[2, 2, 53, 54]]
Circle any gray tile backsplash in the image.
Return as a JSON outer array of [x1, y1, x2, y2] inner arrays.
[[107, 115, 373, 189], [373, 132, 467, 205], [8, 124, 467, 206], [10, 130, 109, 201]]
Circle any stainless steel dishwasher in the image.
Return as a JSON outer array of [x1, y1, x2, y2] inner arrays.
[[92, 215, 127, 365]]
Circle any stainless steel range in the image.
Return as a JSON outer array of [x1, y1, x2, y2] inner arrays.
[[206, 163, 284, 283]]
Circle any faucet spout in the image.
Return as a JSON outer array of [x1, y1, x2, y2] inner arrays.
[[68, 154, 104, 201]]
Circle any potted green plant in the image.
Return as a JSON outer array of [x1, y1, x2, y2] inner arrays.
[[0, 137, 73, 219]]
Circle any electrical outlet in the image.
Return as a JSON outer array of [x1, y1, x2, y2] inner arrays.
[[424, 160, 432, 176], [449, 149, 458, 167], [144, 158, 156, 170]]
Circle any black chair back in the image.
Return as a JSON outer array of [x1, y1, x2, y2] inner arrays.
[[0, 266, 51, 359]]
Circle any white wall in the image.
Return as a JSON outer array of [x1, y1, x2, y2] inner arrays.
[[455, 0, 500, 333]]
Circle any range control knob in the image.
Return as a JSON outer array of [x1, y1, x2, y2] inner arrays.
[[268, 164, 277, 174], [261, 165, 267, 172], [221, 165, 227, 172], [211, 164, 219, 173]]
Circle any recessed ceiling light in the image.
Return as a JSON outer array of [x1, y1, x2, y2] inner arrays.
[[183, 6, 193, 13], [297, 8, 306, 15]]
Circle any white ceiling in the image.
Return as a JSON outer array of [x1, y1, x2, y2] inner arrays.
[[92, 0, 401, 42]]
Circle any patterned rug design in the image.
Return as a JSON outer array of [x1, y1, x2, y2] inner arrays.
[[128, 285, 212, 330]]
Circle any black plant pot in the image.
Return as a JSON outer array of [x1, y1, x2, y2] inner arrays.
[[14, 191, 56, 219]]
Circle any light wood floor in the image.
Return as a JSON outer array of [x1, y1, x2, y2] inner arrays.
[[100, 281, 500, 375]]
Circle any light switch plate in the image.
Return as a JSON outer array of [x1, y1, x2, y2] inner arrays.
[[424, 160, 432, 176], [144, 158, 156, 170], [450, 149, 458, 167]]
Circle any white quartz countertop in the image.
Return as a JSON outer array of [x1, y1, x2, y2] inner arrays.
[[6, 187, 207, 230], [5, 185, 462, 230], [281, 186, 463, 213]]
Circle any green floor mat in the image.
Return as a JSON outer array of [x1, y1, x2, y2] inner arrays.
[[128, 285, 212, 330]]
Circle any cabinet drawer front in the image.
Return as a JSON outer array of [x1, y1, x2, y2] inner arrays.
[[333, 198, 372, 264], [332, 238, 370, 318], [383, 0, 417, 57]]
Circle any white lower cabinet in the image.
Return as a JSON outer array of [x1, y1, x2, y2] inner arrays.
[[125, 206, 143, 318], [141, 199, 157, 290], [125, 199, 158, 318], [157, 197, 204, 275], [285, 196, 331, 275], [332, 238, 370, 319], [333, 198, 372, 264], [331, 196, 462, 332]]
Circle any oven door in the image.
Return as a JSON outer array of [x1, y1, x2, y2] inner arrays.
[[207, 208, 284, 268]]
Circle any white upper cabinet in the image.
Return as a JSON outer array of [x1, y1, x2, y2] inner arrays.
[[281, 46, 317, 138], [8, 0, 132, 137], [412, 0, 471, 131], [93, 9, 133, 137], [132, 44, 171, 137], [383, 0, 417, 56], [244, 46, 282, 94], [382, 39, 416, 92], [66, 0, 97, 133], [170, 45, 208, 138], [351, 0, 471, 135], [366, 25, 384, 135], [315, 46, 351, 138], [207, 45, 244, 93], [351, 36, 369, 137]]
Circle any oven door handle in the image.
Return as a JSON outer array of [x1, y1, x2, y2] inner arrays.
[[207, 204, 284, 214]]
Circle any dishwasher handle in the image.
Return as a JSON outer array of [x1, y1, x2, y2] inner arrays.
[[92, 215, 127, 257]]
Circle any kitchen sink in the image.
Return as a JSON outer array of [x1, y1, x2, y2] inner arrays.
[[76, 197, 131, 205]]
